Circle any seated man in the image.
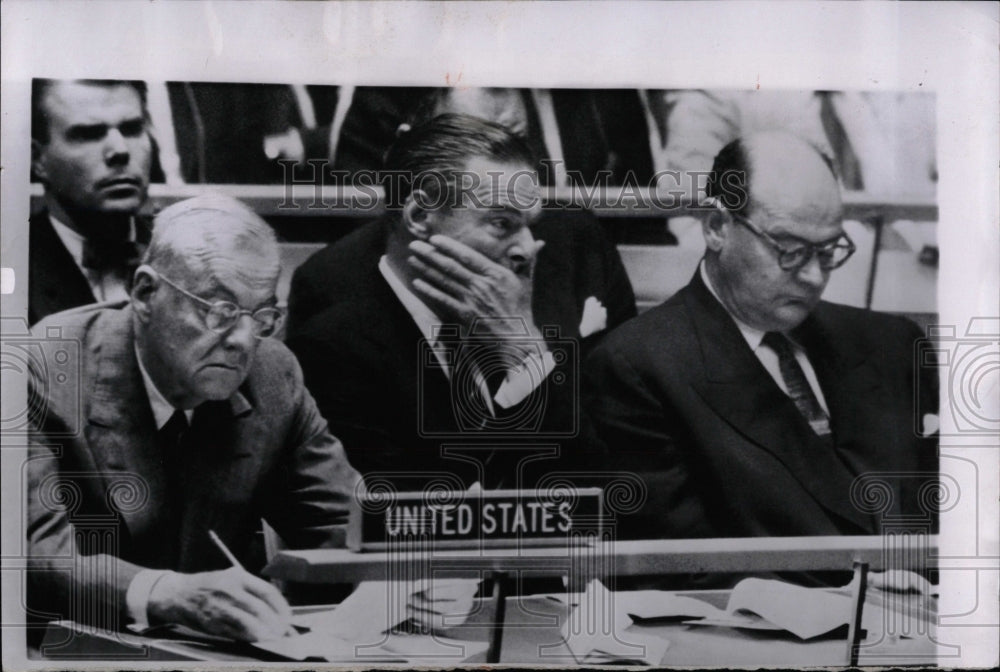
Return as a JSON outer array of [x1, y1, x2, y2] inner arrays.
[[585, 132, 939, 542], [28, 194, 360, 642], [287, 87, 637, 347], [30, 79, 154, 325], [287, 114, 597, 490]]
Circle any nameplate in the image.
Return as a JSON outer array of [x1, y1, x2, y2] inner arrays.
[[348, 488, 603, 551]]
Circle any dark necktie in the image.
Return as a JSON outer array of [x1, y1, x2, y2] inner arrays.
[[158, 410, 189, 563], [438, 337, 506, 426], [762, 332, 832, 437], [159, 410, 189, 451], [81, 238, 143, 288]]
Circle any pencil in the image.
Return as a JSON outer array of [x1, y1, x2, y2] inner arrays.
[[208, 529, 297, 638], [208, 529, 245, 571]]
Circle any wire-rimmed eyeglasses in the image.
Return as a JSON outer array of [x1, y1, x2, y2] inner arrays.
[[156, 273, 284, 339]]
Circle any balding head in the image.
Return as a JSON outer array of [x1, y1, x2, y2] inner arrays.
[[703, 132, 850, 332], [744, 132, 842, 227], [144, 193, 280, 293]]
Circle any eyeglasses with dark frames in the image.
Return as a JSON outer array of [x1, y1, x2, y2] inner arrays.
[[714, 201, 856, 272], [156, 273, 284, 339]]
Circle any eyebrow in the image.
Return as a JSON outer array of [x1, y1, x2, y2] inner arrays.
[[199, 281, 278, 312], [766, 226, 845, 247], [64, 117, 145, 139]]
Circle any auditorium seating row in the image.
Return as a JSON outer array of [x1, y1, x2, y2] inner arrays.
[[31, 185, 939, 326]]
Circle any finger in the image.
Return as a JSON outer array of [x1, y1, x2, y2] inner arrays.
[[427, 234, 499, 275], [240, 572, 293, 624], [214, 572, 291, 639], [409, 240, 481, 284], [412, 278, 470, 321], [227, 591, 291, 639], [407, 255, 472, 299], [200, 591, 287, 642]]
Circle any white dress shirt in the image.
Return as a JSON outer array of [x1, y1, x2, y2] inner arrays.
[[378, 256, 555, 411], [700, 261, 829, 414], [48, 215, 136, 305]]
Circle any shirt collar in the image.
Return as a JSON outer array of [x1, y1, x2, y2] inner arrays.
[[48, 213, 137, 270], [134, 342, 193, 429], [378, 255, 445, 343], [699, 259, 768, 352]]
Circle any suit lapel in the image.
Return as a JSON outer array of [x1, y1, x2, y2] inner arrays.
[[532, 225, 581, 340], [684, 274, 876, 533], [29, 211, 155, 325], [29, 212, 97, 323], [793, 310, 892, 513], [84, 308, 172, 546]]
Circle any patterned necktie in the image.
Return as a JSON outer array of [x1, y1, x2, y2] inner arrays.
[[762, 332, 832, 437]]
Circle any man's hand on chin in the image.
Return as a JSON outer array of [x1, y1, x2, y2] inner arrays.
[[147, 567, 293, 642], [407, 234, 547, 348]]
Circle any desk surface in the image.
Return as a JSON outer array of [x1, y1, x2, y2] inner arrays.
[[37, 589, 936, 667]]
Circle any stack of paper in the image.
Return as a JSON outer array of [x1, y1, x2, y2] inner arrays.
[[254, 578, 483, 662], [683, 577, 869, 639], [561, 580, 670, 665]]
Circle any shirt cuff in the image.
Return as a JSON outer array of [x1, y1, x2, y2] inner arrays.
[[494, 350, 556, 409], [125, 569, 173, 629]]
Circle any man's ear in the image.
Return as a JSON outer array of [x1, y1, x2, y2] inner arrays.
[[130, 265, 158, 322], [31, 139, 48, 182], [402, 191, 435, 240], [702, 209, 729, 253]]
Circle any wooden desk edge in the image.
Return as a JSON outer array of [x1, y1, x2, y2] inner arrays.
[[265, 535, 939, 584]]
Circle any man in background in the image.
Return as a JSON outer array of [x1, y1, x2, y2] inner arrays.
[[30, 79, 153, 325]]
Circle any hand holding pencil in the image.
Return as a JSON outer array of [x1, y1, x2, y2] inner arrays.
[[145, 530, 295, 642]]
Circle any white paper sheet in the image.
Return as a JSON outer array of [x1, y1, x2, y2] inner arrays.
[[561, 580, 670, 664], [683, 578, 859, 639]]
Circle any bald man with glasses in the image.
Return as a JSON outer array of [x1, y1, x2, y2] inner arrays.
[[584, 132, 938, 547], [26, 194, 362, 643]]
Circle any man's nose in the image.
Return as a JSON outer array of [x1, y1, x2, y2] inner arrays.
[[796, 253, 829, 289], [104, 129, 130, 165], [222, 313, 257, 353], [506, 226, 537, 267]]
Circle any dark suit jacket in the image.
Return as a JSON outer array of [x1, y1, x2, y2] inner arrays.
[[27, 303, 359, 627], [29, 210, 152, 326], [585, 272, 939, 542], [285, 212, 633, 490]]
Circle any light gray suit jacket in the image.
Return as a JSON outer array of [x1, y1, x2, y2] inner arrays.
[[27, 302, 359, 627]]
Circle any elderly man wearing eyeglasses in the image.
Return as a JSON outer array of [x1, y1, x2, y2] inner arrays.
[[584, 132, 939, 554], [25, 194, 365, 643]]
